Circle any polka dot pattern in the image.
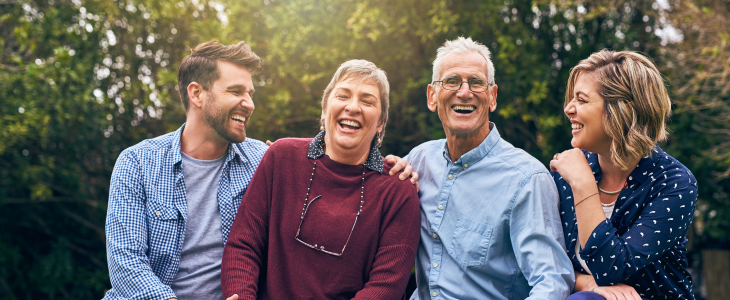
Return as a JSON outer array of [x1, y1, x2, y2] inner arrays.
[[553, 146, 698, 299]]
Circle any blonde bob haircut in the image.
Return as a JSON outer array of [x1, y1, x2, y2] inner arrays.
[[565, 50, 671, 170], [321, 59, 390, 147]]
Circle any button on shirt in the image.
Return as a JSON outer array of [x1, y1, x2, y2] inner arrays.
[[407, 124, 574, 300], [103, 124, 268, 300], [554, 146, 697, 299]]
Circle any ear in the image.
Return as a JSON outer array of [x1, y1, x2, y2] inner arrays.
[[426, 84, 438, 112], [488, 84, 498, 112], [188, 82, 204, 109]]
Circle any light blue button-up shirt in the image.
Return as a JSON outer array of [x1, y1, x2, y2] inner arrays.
[[407, 123, 574, 300]]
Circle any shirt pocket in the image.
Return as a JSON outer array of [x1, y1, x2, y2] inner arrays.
[[448, 214, 494, 267], [146, 200, 179, 255]]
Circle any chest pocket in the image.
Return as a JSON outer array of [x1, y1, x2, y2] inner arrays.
[[448, 214, 494, 267], [147, 200, 179, 220]]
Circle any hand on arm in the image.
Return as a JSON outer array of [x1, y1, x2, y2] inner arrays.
[[384, 154, 419, 191], [575, 271, 640, 300]]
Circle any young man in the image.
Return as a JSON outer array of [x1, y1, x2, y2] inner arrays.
[[103, 41, 415, 300], [406, 37, 575, 300]]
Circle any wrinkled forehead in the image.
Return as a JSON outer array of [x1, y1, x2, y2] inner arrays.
[[439, 52, 490, 79]]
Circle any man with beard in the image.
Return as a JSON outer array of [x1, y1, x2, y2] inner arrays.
[[103, 41, 416, 300]]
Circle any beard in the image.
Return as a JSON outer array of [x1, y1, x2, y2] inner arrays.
[[203, 93, 247, 143]]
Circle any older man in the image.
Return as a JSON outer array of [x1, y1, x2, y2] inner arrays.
[[103, 41, 414, 300], [407, 37, 574, 299]]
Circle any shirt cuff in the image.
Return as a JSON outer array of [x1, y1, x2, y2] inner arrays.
[[578, 219, 615, 261]]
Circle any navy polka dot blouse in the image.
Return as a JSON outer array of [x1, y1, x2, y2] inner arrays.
[[552, 145, 697, 299]]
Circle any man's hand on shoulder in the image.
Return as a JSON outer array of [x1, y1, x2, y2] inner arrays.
[[226, 294, 239, 300], [385, 155, 420, 191]]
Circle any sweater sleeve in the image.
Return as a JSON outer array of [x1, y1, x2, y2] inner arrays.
[[353, 176, 421, 300], [221, 147, 274, 299]]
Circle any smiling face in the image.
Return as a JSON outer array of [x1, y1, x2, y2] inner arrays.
[[322, 77, 383, 160], [564, 73, 612, 153], [428, 52, 497, 139], [201, 60, 255, 143]]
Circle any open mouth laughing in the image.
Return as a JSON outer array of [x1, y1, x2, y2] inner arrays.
[[452, 105, 476, 114], [338, 119, 362, 130], [571, 120, 584, 134], [231, 114, 248, 127]]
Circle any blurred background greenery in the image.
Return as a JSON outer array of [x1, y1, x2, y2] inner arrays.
[[1, 0, 729, 298]]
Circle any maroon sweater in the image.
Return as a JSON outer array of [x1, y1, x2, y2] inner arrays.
[[221, 138, 420, 300]]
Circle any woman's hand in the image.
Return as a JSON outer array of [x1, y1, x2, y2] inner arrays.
[[591, 284, 641, 300], [385, 155, 419, 191], [549, 148, 594, 187]]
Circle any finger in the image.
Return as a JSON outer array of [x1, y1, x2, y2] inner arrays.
[[615, 290, 628, 300], [627, 287, 641, 300], [411, 171, 419, 182], [384, 154, 396, 164], [266, 140, 273, 146], [549, 159, 558, 172], [392, 157, 408, 176], [595, 289, 617, 300], [415, 181, 420, 192], [400, 164, 413, 180], [226, 295, 239, 300]]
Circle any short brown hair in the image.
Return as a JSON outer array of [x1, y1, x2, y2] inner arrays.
[[565, 50, 671, 170], [177, 41, 261, 111]]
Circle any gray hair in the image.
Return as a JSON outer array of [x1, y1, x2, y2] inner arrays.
[[432, 37, 495, 84], [321, 59, 390, 147]]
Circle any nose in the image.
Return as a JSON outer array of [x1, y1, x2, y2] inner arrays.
[[456, 81, 472, 99], [344, 97, 360, 114], [240, 94, 255, 112], [564, 99, 575, 116]]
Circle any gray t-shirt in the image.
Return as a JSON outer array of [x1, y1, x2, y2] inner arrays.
[[170, 152, 226, 300]]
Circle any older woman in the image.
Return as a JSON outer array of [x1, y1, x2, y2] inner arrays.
[[220, 60, 420, 299], [550, 50, 697, 300]]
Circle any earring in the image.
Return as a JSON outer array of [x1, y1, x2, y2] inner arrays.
[[376, 131, 382, 145], [320, 125, 324, 131]]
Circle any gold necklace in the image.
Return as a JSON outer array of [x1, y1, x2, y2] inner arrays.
[[598, 182, 624, 207]]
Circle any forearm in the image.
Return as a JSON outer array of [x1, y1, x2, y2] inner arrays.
[[574, 270, 598, 292], [570, 178, 605, 249]]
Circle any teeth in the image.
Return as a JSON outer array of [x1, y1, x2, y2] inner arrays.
[[232, 115, 246, 122], [572, 123, 584, 130], [453, 105, 475, 111], [339, 120, 361, 128]]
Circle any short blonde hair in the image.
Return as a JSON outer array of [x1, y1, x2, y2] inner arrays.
[[565, 50, 671, 170], [321, 60, 389, 147]]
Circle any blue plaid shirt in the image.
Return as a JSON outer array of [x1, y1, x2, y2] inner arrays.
[[103, 125, 268, 300]]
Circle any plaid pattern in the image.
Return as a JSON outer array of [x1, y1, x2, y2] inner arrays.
[[103, 124, 267, 300]]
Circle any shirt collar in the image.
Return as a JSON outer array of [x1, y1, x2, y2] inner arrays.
[[586, 144, 664, 187], [442, 122, 500, 165], [307, 130, 384, 173], [171, 123, 243, 166]]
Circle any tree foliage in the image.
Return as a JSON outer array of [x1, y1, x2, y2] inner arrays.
[[0, 0, 728, 298]]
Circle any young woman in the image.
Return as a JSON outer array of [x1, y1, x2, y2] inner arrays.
[[550, 50, 697, 300]]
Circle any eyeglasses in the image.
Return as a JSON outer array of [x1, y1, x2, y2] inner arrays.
[[433, 77, 494, 93], [295, 161, 365, 257]]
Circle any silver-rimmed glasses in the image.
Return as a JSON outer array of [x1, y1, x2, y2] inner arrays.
[[432, 77, 494, 93], [294, 161, 366, 257]]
